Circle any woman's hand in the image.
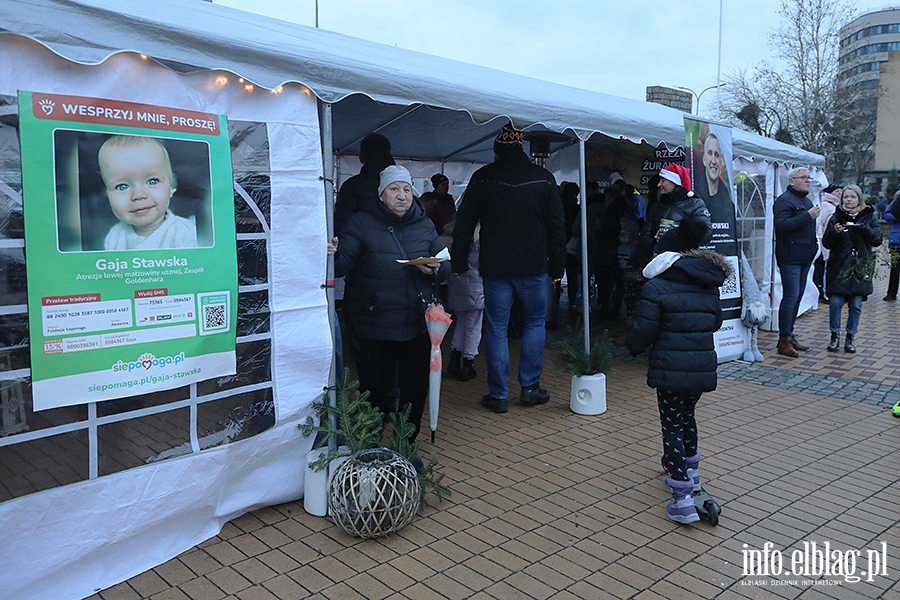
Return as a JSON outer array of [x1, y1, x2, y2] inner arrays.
[[327, 237, 338, 255], [833, 223, 844, 234], [415, 261, 440, 275]]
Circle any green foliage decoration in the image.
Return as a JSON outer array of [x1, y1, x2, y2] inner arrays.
[[836, 249, 877, 285], [554, 324, 613, 377], [298, 368, 449, 506]]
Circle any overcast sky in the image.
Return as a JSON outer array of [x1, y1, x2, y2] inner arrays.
[[216, 0, 881, 116]]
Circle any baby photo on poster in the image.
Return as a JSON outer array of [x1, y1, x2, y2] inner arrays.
[[54, 130, 215, 252]]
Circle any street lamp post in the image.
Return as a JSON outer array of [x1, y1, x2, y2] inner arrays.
[[675, 83, 727, 116]]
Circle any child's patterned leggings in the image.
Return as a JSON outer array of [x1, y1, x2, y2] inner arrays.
[[657, 389, 701, 481]]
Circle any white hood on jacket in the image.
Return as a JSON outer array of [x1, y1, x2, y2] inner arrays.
[[642, 251, 681, 279]]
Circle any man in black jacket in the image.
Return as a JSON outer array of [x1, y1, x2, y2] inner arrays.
[[334, 133, 395, 236], [451, 124, 566, 414], [333, 134, 396, 374], [773, 167, 819, 357]]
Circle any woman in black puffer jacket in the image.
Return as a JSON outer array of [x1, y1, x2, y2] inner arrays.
[[636, 164, 711, 267], [332, 166, 450, 440], [822, 184, 882, 354], [626, 217, 731, 525]]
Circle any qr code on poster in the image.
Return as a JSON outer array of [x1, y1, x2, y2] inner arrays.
[[718, 255, 741, 300], [204, 304, 226, 330], [198, 291, 230, 335]]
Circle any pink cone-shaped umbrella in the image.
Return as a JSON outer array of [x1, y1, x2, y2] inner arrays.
[[424, 302, 453, 443]]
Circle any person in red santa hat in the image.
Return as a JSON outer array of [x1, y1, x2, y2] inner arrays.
[[637, 163, 712, 264]]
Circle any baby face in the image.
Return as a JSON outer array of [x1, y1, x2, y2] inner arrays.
[[99, 140, 175, 237]]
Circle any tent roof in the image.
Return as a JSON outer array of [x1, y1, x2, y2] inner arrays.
[[2, 0, 824, 167]]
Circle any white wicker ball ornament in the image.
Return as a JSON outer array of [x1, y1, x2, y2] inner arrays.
[[327, 448, 421, 538]]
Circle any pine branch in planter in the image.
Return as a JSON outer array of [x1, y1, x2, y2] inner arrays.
[[299, 368, 450, 505], [387, 409, 451, 506], [298, 369, 383, 472], [554, 324, 613, 377]]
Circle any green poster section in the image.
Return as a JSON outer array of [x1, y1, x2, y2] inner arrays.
[[19, 91, 238, 410]]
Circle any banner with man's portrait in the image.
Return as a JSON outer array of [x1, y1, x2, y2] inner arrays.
[[684, 117, 745, 360]]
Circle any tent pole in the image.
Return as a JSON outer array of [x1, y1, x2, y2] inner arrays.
[[579, 140, 590, 354], [768, 163, 779, 325], [320, 100, 337, 452]]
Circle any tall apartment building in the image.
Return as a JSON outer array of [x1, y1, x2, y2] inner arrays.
[[838, 7, 900, 95], [838, 6, 900, 189]]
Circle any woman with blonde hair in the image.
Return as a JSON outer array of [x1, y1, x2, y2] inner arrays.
[[822, 184, 882, 353]]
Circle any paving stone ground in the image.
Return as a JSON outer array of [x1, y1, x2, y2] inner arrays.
[[92, 266, 900, 600]]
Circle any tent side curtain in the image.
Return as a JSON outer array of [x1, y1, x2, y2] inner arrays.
[[1, 0, 824, 168]]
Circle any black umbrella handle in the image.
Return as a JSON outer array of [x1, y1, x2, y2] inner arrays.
[[433, 267, 440, 304]]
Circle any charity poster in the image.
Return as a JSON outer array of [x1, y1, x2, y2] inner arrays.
[[19, 91, 238, 411], [684, 117, 744, 360]]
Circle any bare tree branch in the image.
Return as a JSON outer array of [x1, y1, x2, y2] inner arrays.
[[719, 0, 870, 181]]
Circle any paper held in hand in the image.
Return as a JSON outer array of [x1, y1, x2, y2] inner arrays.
[[397, 247, 450, 265]]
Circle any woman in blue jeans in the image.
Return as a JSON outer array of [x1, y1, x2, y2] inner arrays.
[[822, 184, 882, 353]]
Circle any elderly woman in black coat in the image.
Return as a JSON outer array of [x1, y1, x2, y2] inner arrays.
[[329, 166, 450, 441], [626, 217, 731, 525]]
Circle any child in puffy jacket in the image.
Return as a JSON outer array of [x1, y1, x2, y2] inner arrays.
[[446, 225, 484, 381], [626, 217, 731, 525]]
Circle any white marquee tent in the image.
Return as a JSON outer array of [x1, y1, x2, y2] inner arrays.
[[0, 1, 824, 598]]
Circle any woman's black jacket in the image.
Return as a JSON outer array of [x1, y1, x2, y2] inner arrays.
[[335, 199, 450, 341], [822, 204, 882, 298]]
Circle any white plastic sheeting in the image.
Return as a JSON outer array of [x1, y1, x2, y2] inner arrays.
[[731, 158, 826, 332], [1, 0, 825, 167], [0, 38, 329, 600]]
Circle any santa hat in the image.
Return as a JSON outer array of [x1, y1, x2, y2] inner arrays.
[[659, 164, 693, 196]]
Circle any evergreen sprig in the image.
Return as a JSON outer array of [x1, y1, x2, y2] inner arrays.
[[836, 249, 877, 285], [298, 368, 450, 506], [387, 410, 450, 506], [299, 370, 383, 472], [554, 324, 613, 377]]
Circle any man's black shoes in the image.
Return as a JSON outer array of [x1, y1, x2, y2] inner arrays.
[[520, 383, 550, 406], [480, 395, 508, 413]]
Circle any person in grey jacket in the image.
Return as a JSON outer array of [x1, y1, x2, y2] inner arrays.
[[773, 167, 820, 357], [626, 216, 730, 525], [446, 225, 484, 382], [331, 166, 450, 441]]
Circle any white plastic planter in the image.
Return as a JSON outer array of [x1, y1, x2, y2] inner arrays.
[[569, 373, 606, 415], [303, 448, 329, 516], [327, 446, 352, 516], [305, 446, 353, 517]]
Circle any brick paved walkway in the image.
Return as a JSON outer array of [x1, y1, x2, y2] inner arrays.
[[92, 268, 900, 600]]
